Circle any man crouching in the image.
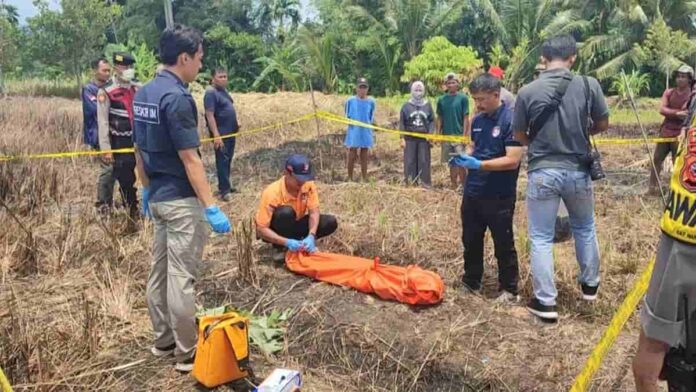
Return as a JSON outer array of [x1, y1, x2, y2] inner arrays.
[[255, 154, 338, 261]]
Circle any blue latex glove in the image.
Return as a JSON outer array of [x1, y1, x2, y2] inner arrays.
[[285, 239, 303, 252], [141, 187, 150, 218], [204, 205, 231, 233], [449, 153, 482, 170], [301, 234, 317, 253]]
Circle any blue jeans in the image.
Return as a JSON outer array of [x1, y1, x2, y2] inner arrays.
[[214, 137, 236, 195], [527, 168, 600, 306]]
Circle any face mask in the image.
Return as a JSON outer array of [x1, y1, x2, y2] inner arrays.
[[412, 90, 424, 100], [121, 68, 135, 82]]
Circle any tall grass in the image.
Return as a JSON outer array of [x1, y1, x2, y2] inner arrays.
[[5, 78, 81, 99]]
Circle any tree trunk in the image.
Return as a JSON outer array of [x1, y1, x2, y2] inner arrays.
[[0, 66, 5, 98]]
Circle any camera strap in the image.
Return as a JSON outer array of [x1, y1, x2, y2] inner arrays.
[[581, 76, 599, 155]]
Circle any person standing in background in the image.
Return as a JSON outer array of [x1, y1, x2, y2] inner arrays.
[[97, 52, 140, 221], [399, 81, 434, 188], [83, 57, 114, 213], [648, 65, 695, 195], [344, 77, 376, 182], [204, 66, 241, 201], [437, 72, 471, 191]]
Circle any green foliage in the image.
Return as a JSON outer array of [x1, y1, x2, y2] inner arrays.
[[298, 27, 339, 93], [611, 70, 651, 104], [5, 0, 695, 99], [401, 36, 482, 95], [253, 43, 305, 92], [0, 10, 20, 93], [247, 309, 293, 355], [639, 19, 696, 90], [204, 25, 267, 91], [26, 0, 121, 84]]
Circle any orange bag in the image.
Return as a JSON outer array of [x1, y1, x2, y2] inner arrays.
[[192, 312, 251, 388], [285, 252, 444, 305]]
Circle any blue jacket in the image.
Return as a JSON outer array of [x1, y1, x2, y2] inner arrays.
[[82, 81, 103, 148], [133, 70, 201, 202]]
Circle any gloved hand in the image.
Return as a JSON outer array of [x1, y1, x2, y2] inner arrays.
[[204, 205, 231, 233], [141, 187, 151, 218], [301, 234, 317, 253], [449, 153, 482, 170], [285, 239, 303, 252]]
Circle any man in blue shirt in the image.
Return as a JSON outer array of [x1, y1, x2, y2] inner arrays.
[[82, 57, 114, 212], [450, 73, 524, 303], [204, 66, 240, 201], [345, 77, 376, 182], [133, 24, 231, 373]]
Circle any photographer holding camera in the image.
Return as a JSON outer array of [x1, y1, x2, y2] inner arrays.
[[513, 35, 609, 322]]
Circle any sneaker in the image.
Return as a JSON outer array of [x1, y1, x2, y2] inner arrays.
[[175, 354, 195, 373], [494, 291, 520, 304], [526, 297, 558, 322], [581, 283, 599, 301], [150, 343, 176, 358], [220, 193, 233, 202]]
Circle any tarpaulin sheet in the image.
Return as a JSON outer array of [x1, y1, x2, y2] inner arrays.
[[285, 252, 444, 305]]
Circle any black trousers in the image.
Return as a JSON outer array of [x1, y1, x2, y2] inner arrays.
[[113, 152, 137, 216], [461, 196, 519, 294], [270, 206, 338, 243]]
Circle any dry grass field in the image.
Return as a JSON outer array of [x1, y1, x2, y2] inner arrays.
[[0, 92, 670, 391]]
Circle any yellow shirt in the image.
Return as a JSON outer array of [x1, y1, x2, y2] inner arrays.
[[255, 177, 320, 228], [660, 126, 696, 244]]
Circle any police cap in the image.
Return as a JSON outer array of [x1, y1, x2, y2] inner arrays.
[[113, 52, 136, 66]]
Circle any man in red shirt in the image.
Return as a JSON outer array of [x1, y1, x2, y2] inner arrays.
[[649, 65, 694, 195]]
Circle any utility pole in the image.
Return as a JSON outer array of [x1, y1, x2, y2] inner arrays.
[[163, 0, 174, 29]]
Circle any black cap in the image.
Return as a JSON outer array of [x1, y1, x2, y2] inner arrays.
[[357, 77, 369, 87], [285, 154, 314, 182], [113, 52, 136, 66]]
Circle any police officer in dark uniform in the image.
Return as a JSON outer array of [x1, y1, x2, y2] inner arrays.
[[450, 73, 524, 303], [97, 52, 140, 222], [133, 24, 231, 373]]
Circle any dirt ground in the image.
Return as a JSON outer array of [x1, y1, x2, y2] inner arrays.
[[0, 93, 672, 391]]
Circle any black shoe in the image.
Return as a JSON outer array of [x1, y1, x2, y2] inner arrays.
[[581, 283, 599, 301], [460, 280, 481, 295], [526, 297, 558, 322], [150, 343, 176, 357]]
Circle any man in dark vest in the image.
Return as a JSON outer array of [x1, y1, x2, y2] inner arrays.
[[133, 25, 231, 372], [97, 52, 140, 224]]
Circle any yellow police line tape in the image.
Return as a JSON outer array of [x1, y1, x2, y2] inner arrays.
[[0, 113, 316, 162], [0, 365, 12, 392], [0, 110, 679, 162], [569, 259, 655, 392], [315, 110, 679, 145]]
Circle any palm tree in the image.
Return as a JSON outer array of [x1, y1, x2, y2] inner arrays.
[[254, 0, 301, 42], [252, 43, 304, 92], [370, 33, 402, 95], [0, 2, 19, 26], [298, 26, 339, 93], [579, 0, 696, 82], [469, 0, 592, 86], [349, 0, 466, 59]]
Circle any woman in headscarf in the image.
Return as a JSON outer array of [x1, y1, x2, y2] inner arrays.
[[399, 80, 434, 187]]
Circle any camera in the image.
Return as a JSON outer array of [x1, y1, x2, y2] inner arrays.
[[661, 347, 696, 391], [582, 150, 606, 181]]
